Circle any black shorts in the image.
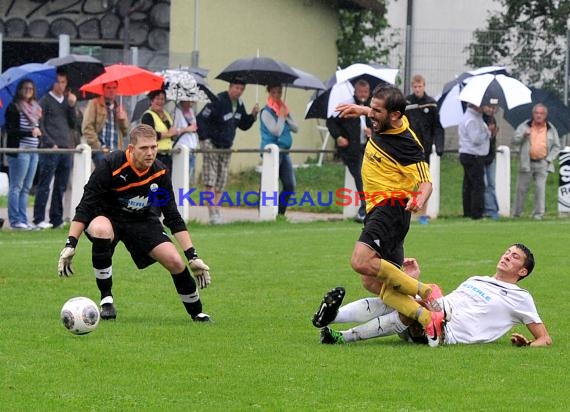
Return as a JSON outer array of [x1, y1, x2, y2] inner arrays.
[[86, 217, 172, 269], [357, 201, 411, 267]]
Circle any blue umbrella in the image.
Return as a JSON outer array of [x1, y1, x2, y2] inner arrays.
[[0, 63, 57, 127]]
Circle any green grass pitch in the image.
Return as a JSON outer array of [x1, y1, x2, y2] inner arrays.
[[1, 218, 568, 411]]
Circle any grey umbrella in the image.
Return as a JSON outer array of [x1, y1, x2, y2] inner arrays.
[[45, 54, 105, 97], [288, 67, 326, 91]]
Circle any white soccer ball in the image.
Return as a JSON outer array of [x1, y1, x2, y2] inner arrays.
[[61, 297, 100, 335]]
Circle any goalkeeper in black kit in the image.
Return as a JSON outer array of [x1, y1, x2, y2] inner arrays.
[[58, 124, 211, 322]]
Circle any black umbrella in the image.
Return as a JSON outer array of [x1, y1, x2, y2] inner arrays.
[[304, 75, 338, 119], [216, 56, 298, 86], [504, 87, 570, 136], [45, 54, 105, 96]]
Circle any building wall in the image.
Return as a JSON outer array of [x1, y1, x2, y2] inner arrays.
[[0, 0, 170, 71], [170, 0, 340, 172], [386, 0, 504, 97], [385, 0, 518, 150]]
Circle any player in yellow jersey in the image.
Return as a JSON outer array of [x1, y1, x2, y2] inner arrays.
[[312, 85, 444, 346]]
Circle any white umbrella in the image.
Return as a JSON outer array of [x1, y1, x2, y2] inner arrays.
[[437, 66, 508, 127], [459, 74, 532, 110], [335, 63, 399, 86], [304, 81, 355, 119], [305, 64, 398, 119], [327, 81, 355, 117], [160, 69, 211, 102]]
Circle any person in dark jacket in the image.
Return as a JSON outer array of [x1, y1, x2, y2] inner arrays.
[[196, 77, 259, 224], [326, 79, 371, 223], [33, 70, 77, 229], [405, 74, 445, 224], [405, 74, 444, 163], [482, 104, 500, 219]]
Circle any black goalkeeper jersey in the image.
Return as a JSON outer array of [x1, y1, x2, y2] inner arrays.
[[73, 150, 187, 233]]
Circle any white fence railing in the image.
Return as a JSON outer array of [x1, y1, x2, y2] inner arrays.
[[0, 144, 517, 222]]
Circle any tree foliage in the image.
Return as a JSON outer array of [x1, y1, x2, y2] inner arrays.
[[336, 6, 397, 69], [467, 0, 570, 95]]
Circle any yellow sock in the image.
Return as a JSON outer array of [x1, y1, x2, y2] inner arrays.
[[378, 259, 432, 299], [381, 286, 432, 327]]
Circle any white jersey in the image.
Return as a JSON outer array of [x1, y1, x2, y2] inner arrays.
[[442, 276, 542, 344]]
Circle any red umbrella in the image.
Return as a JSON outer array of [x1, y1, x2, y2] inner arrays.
[[79, 64, 164, 96]]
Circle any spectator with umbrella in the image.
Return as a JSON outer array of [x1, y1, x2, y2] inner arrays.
[[458, 102, 491, 220], [482, 104, 500, 219], [4, 79, 43, 230], [80, 64, 163, 168], [259, 83, 299, 218], [165, 71, 209, 186], [196, 76, 260, 224], [197, 55, 298, 224], [326, 79, 371, 223], [81, 80, 129, 168], [458, 73, 532, 220], [512, 103, 561, 220]]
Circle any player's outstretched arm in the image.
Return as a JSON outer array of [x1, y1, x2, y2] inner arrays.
[[336, 104, 370, 119]]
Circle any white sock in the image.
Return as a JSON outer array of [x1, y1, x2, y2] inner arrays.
[[342, 311, 408, 342], [100, 296, 114, 305], [334, 297, 393, 323], [94, 266, 112, 279]]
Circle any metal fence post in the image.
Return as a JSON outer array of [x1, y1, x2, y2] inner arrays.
[[495, 145, 511, 217], [58, 34, 70, 57], [342, 166, 359, 219], [259, 144, 279, 220], [171, 146, 190, 222], [70, 144, 92, 217], [426, 145, 440, 218]]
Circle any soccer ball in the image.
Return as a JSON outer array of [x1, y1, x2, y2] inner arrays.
[[61, 297, 100, 335]]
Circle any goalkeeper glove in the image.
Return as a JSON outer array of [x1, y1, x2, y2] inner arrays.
[[184, 247, 211, 289], [58, 236, 78, 277]]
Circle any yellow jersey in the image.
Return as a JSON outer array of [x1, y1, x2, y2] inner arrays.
[[361, 115, 431, 212]]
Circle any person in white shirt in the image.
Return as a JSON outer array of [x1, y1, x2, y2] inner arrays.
[[172, 100, 199, 184], [314, 244, 552, 347]]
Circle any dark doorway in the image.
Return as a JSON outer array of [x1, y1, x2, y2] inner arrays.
[[2, 41, 59, 71]]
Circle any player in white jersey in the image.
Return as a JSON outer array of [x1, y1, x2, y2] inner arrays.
[[313, 244, 552, 347]]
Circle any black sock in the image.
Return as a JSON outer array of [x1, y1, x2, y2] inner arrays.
[[92, 237, 114, 301], [171, 268, 202, 317], [96, 278, 113, 301]]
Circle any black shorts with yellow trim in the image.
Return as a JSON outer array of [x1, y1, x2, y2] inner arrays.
[[357, 201, 411, 267]]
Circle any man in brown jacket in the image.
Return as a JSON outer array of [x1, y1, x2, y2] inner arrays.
[[82, 81, 129, 168]]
